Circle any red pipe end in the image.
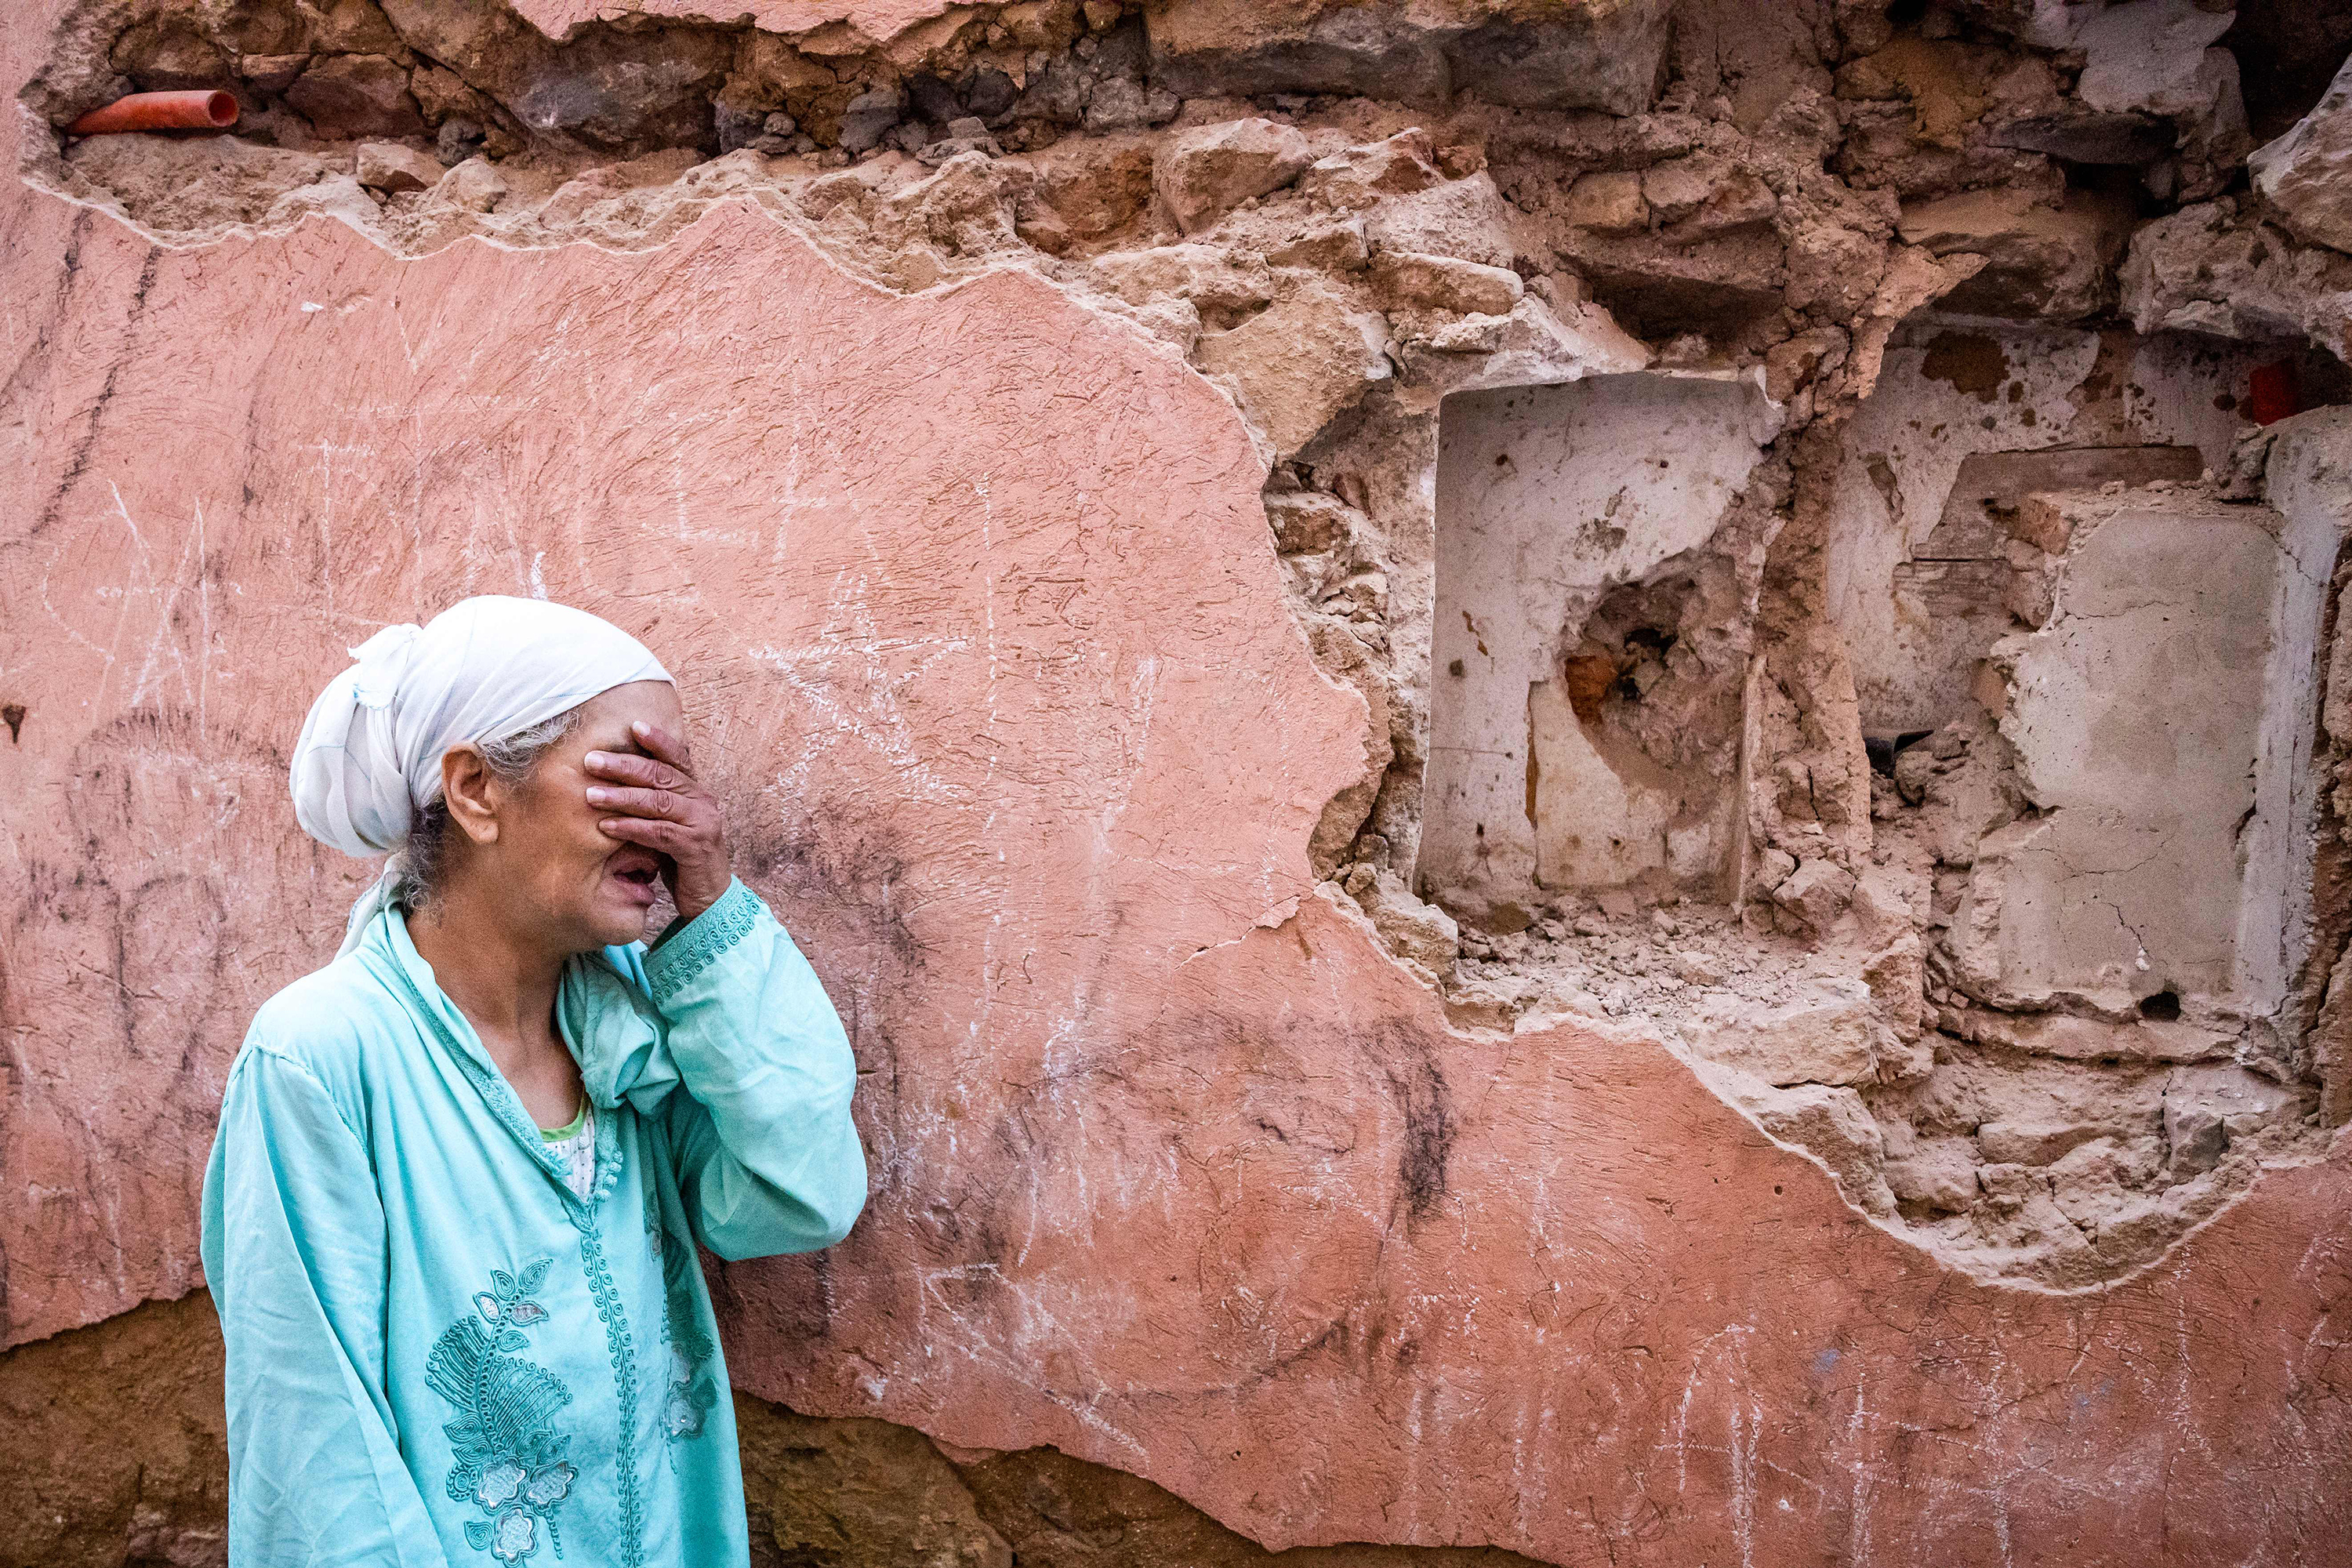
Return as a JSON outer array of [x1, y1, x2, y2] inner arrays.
[[2249, 361, 2300, 426], [67, 89, 238, 137]]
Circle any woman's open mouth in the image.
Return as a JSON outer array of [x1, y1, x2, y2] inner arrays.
[[606, 848, 664, 904]]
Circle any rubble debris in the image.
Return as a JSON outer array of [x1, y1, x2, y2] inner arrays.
[[354, 138, 438, 193]]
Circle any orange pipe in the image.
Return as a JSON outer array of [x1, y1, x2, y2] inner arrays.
[[67, 89, 238, 136]]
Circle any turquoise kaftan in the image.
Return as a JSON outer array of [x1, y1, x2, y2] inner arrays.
[[199, 878, 868, 1567]]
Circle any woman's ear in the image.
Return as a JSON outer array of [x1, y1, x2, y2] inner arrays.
[[440, 745, 501, 846]]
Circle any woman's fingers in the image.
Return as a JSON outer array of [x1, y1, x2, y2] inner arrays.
[[599, 816, 685, 848], [630, 719, 692, 772], [594, 722, 731, 924], [583, 750, 692, 794], [584, 783, 691, 821]]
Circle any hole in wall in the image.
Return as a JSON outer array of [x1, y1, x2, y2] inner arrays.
[[1367, 323, 2342, 1290], [1422, 372, 1780, 927]]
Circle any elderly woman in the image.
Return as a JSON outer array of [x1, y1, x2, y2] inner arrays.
[[199, 596, 866, 1566]]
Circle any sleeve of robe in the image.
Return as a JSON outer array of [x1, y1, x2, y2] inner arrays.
[[200, 1040, 454, 1568], [639, 877, 869, 1259]]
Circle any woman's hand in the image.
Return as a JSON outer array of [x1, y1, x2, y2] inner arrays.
[[583, 721, 733, 924]]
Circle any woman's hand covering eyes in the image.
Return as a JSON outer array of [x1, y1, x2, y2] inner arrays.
[[583, 722, 732, 924]]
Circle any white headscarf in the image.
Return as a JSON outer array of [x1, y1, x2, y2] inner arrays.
[[291, 595, 673, 954]]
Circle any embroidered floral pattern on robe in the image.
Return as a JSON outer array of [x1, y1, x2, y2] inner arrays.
[[429, 1259, 580, 1561]]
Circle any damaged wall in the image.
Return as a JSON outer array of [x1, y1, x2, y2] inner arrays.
[[1825, 325, 2263, 735], [9, 0, 2352, 1563], [1425, 372, 1780, 916]]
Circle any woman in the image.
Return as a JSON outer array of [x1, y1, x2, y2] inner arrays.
[[200, 596, 867, 1566]]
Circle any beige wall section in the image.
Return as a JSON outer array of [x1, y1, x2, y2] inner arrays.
[[1421, 372, 1778, 913], [1824, 325, 2267, 736], [1955, 495, 2287, 1011]]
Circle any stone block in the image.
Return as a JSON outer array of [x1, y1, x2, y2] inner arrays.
[[1360, 172, 1515, 269], [1083, 77, 1180, 132], [1685, 978, 1882, 1087], [1640, 155, 1778, 242], [1153, 118, 1312, 234], [2252, 51, 2352, 255], [1991, 111, 2176, 165], [1563, 171, 1647, 236], [2076, 0, 2236, 119], [354, 140, 442, 194], [1265, 219, 1371, 271], [2165, 1062, 2309, 1139], [1368, 249, 1523, 315], [1863, 934, 1927, 1048], [1092, 244, 1273, 318], [1144, 0, 1672, 115], [1672, 949, 1726, 985], [431, 157, 507, 214], [1297, 129, 1445, 206], [1191, 281, 1391, 456], [838, 84, 905, 154], [1771, 858, 1856, 933], [285, 53, 423, 139], [238, 53, 311, 96], [1896, 186, 2134, 319], [1968, 1010, 2237, 1063]]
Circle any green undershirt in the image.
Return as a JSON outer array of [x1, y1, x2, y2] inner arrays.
[[538, 1098, 588, 1141]]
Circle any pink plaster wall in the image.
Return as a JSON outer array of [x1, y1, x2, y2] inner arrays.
[[6, 17, 2352, 1568]]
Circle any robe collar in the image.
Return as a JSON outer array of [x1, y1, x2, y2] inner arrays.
[[350, 888, 675, 1210]]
